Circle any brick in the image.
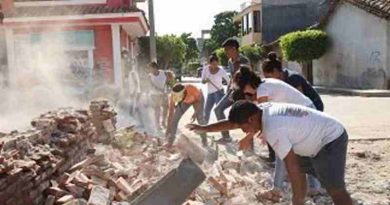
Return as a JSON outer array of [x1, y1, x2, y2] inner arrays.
[[65, 183, 85, 198], [114, 177, 132, 195], [56, 195, 74, 204]]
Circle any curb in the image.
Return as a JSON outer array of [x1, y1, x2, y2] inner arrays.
[[314, 87, 390, 97]]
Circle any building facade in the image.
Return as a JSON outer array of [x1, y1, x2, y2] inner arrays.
[[0, 0, 148, 89], [314, 0, 390, 89], [234, 0, 329, 45]]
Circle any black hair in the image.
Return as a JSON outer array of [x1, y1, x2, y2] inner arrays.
[[149, 61, 158, 69], [262, 52, 283, 73], [209, 54, 219, 63], [222, 38, 240, 49], [172, 83, 185, 92], [233, 65, 262, 90], [228, 100, 261, 124], [231, 89, 246, 101]]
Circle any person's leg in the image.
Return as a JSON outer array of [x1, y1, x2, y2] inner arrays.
[[311, 131, 353, 205], [204, 92, 216, 124], [196, 94, 208, 146], [267, 143, 276, 162], [273, 157, 287, 190], [161, 94, 169, 127], [167, 103, 190, 145], [214, 91, 234, 141]]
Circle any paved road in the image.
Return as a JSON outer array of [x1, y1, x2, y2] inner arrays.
[[180, 78, 390, 140]]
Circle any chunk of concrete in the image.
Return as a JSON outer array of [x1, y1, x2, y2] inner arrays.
[[130, 158, 206, 205], [87, 185, 110, 205]]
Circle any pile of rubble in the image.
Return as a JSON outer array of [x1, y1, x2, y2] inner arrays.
[[0, 100, 117, 205], [44, 129, 181, 205], [1, 100, 335, 205]]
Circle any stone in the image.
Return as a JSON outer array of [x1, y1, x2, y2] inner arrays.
[[87, 185, 110, 205], [56, 195, 75, 204], [44, 195, 55, 205]]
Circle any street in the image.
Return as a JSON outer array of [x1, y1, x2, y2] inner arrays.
[[180, 78, 390, 141]]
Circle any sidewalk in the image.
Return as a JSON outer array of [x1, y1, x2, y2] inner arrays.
[[314, 86, 390, 97]]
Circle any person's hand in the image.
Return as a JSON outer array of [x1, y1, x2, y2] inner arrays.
[[239, 133, 255, 151], [186, 124, 206, 134], [191, 113, 197, 123]]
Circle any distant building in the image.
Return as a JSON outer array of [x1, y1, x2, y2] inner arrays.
[[234, 0, 330, 45], [0, 0, 148, 88], [314, 0, 390, 89]]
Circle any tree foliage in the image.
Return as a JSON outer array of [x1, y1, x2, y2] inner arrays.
[[279, 30, 329, 62], [155, 35, 186, 69], [214, 48, 229, 66], [203, 11, 240, 55], [180, 33, 199, 64], [240, 45, 263, 68]]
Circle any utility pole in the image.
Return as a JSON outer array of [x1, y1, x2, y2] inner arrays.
[[148, 0, 157, 62]]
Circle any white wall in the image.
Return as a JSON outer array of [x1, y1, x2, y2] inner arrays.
[[313, 3, 389, 89]]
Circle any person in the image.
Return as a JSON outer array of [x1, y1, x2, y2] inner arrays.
[[148, 62, 171, 128], [233, 66, 323, 197], [214, 38, 250, 143], [166, 83, 207, 147], [201, 55, 230, 124], [262, 52, 324, 111], [187, 101, 353, 205]]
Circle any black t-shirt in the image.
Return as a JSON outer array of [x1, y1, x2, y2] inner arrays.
[[283, 69, 323, 105]]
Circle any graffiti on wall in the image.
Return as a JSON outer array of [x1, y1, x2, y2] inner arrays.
[[335, 51, 387, 89]]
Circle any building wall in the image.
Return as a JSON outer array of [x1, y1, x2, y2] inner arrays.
[[313, 3, 389, 89], [262, 0, 324, 44], [93, 25, 114, 83]]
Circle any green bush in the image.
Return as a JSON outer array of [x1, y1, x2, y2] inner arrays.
[[279, 30, 329, 62], [240, 44, 262, 67], [214, 48, 229, 66]]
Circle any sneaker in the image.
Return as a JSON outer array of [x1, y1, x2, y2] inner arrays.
[[216, 137, 233, 144]]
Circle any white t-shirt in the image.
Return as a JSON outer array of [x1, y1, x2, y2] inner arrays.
[[201, 66, 230, 94], [257, 78, 313, 107], [149, 70, 167, 93], [261, 103, 345, 159]]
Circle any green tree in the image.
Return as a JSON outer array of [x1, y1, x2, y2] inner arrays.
[[156, 35, 186, 70], [240, 44, 263, 69], [214, 48, 229, 66], [180, 33, 199, 64], [279, 30, 329, 62], [203, 11, 240, 55]]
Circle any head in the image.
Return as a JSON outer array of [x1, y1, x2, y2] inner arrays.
[[222, 38, 240, 59], [148, 61, 159, 73], [121, 50, 130, 59], [233, 65, 262, 99], [262, 52, 283, 79], [208, 54, 219, 69], [228, 100, 262, 133], [171, 83, 186, 103]]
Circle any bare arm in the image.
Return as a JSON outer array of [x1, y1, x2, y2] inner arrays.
[[187, 120, 239, 133], [256, 96, 269, 104], [284, 150, 307, 205]]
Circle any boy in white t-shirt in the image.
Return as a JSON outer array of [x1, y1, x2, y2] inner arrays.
[[187, 101, 353, 205]]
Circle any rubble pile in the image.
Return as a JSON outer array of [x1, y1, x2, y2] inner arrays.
[[44, 128, 182, 205], [90, 100, 117, 143], [0, 100, 117, 205]]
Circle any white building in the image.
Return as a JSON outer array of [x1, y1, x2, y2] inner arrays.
[[314, 0, 390, 89]]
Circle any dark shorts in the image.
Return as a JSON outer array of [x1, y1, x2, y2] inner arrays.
[[299, 130, 348, 189]]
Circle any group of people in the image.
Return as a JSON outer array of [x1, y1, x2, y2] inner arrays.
[[148, 38, 353, 205]]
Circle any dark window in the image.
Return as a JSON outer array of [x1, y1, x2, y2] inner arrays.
[[253, 10, 261, 33]]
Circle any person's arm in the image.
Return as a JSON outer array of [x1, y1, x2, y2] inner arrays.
[[201, 67, 208, 84], [165, 96, 176, 135], [284, 150, 307, 205], [256, 96, 268, 104], [187, 120, 239, 133], [191, 95, 203, 121], [221, 68, 231, 83]]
